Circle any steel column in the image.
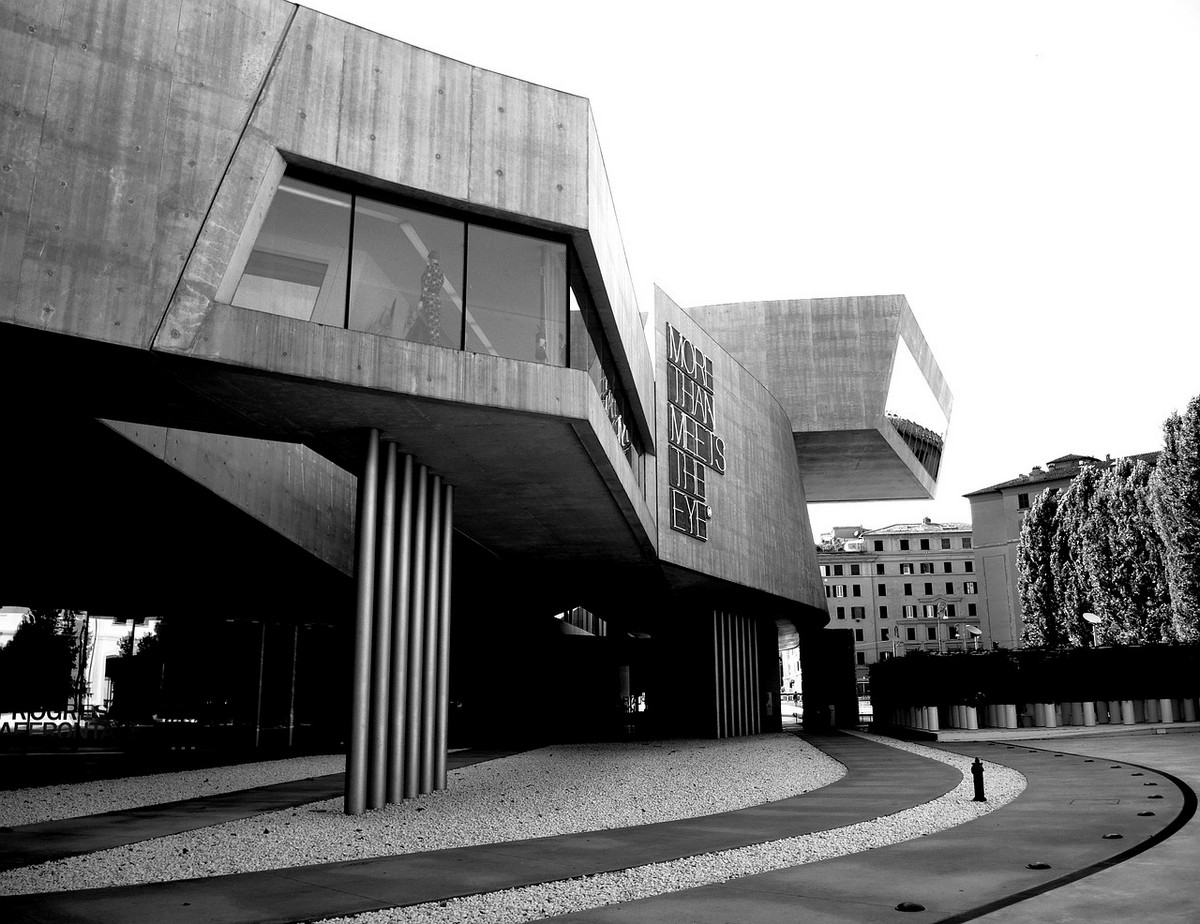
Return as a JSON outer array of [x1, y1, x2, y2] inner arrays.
[[346, 428, 380, 815], [421, 475, 442, 794], [404, 465, 428, 799], [386, 454, 414, 804], [434, 483, 453, 790], [712, 612, 723, 737], [367, 442, 397, 809]]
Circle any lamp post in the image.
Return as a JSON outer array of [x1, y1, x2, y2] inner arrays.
[[967, 625, 982, 650], [1082, 612, 1102, 648]]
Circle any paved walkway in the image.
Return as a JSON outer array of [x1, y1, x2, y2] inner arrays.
[[0, 731, 1195, 923]]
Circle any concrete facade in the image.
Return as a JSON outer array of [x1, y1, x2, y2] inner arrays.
[[2, 0, 952, 811]]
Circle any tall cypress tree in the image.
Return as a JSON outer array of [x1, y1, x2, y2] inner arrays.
[[1051, 464, 1102, 647], [1086, 458, 1174, 644], [1150, 395, 1200, 642], [1018, 487, 1061, 647]]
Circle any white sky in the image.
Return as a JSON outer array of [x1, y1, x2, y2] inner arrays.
[[300, 0, 1200, 538]]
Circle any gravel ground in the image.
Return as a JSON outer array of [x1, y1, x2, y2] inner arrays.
[[315, 733, 1026, 924], [0, 733, 845, 895], [0, 754, 347, 828]]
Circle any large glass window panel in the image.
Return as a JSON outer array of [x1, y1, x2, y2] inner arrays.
[[231, 177, 350, 326], [465, 227, 566, 366], [349, 199, 465, 347]]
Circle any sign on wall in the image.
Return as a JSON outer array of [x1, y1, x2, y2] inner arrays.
[[666, 323, 725, 541]]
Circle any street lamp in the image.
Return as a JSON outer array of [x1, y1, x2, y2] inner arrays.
[[1082, 612, 1102, 648], [967, 625, 982, 650]]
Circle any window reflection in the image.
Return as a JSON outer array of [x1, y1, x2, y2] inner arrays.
[[465, 227, 566, 367], [349, 200, 464, 346], [232, 177, 350, 325]]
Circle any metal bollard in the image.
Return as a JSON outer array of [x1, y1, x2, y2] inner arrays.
[[971, 757, 986, 802]]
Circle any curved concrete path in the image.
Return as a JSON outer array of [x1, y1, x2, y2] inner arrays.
[[0, 734, 958, 923], [542, 739, 1193, 922]]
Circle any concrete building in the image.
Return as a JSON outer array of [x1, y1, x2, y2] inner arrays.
[[1, 0, 951, 813], [818, 519, 982, 693]]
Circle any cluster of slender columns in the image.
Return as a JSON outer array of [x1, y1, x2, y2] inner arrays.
[[346, 429, 453, 815], [713, 611, 761, 737]]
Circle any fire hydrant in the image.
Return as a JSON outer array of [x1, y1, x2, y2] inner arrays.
[[971, 757, 986, 802]]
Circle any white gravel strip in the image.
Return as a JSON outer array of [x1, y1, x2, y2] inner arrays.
[[0, 754, 346, 828], [0, 734, 845, 896], [314, 733, 1027, 924]]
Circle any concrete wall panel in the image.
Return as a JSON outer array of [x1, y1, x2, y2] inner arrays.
[[102, 419, 357, 575], [1, 0, 291, 346], [655, 288, 823, 607]]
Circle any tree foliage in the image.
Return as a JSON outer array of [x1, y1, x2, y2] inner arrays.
[[1016, 392, 1200, 648], [0, 609, 79, 711], [1018, 488, 1061, 647], [1149, 395, 1200, 642]]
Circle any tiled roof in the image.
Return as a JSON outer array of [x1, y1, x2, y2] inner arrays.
[[964, 451, 1159, 497]]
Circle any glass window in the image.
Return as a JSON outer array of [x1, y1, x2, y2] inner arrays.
[[965, 582, 978, 594], [875, 563, 885, 575], [834, 585, 847, 597], [854, 628, 864, 641], [927, 626, 937, 640], [900, 563, 914, 575], [349, 199, 464, 346], [878, 583, 887, 596], [466, 226, 566, 366], [920, 562, 934, 574], [1018, 493, 1030, 510], [900, 539, 910, 550], [836, 606, 846, 619], [880, 628, 890, 642], [852, 585, 862, 597], [879, 605, 888, 618], [968, 603, 977, 616], [948, 604, 958, 618], [850, 564, 861, 576], [924, 582, 933, 595], [946, 582, 954, 594], [233, 177, 350, 325], [834, 564, 844, 576], [851, 606, 865, 618], [924, 604, 938, 618], [904, 583, 912, 595], [920, 539, 930, 550], [873, 540, 884, 551], [855, 651, 866, 665], [965, 561, 974, 573], [902, 605, 916, 618], [820, 565, 829, 576], [963, 538, 973, 549], [944, 561, 953, 573], [941, 537, 951, 549], [906, 627, 916, 641]]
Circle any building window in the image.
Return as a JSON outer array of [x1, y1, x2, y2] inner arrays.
[[904, 583, 913, 596], [927, 626, 938, 641], [923, 582, 933, 595], [1018, 493, 1030, 510], [941, 537, 952, 549], [879, 606, 889, 619], [820, 565, 829, 576], [875, 563, 885, 575], [900, 563, 914, 575], [963, 538, 973, 549], [902, 605, 916, 618], [850, 564, 861, 576], [878, 583, 887, 596], [834, 585, 847, 597], [855, 651, 866, 665], [852, 585, 862, 597], [965, 582, 978, 595], [833, 564, 844, 576], [905, 627, 917, 641], [235, 175, 571, 369], [879, 650, 891, 661], [899, 539, 910, 550], [923, 604, 938, 618], [919, 562, 934, 574], [943, 561, 953, 573], [947, 604, 958, 618], [880, 628, 890, 642], [825, 586, 831, 598], [968, 603, 977, 616], [920, 539, 930, 551], [946, 582, 954, 594], [836, 606, 846, 619], [851, 606, 866, 619], [854, 628, 864, 642], [965, 560, 974, 573], [873, 540, 884, 551], [950, 624, 962, 639]]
